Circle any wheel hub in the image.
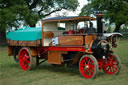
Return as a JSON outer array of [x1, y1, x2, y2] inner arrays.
[[109, 61, 113, 66], [85, 65, 89, 69]]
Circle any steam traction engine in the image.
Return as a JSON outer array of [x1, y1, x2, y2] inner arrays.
[[6, 14, 122, 79]]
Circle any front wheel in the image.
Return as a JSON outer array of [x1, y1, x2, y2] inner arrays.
[[18, 47, 37, 71], [103, 53, 121, 75], [79, 55, 98, 79]]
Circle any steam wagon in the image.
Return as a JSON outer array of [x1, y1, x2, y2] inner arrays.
[[6, 14, 122, 79]]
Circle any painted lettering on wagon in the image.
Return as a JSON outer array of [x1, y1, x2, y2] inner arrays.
[[59, 36, 83, 45]]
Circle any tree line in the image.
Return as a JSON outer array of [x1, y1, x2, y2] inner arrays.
[[0, 0, 128, 34], [80, 0, 128, 32]]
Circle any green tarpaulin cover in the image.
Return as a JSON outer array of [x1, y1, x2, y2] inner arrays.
[[6, 27, 42, 41]]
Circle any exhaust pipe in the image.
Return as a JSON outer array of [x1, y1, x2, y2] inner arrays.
[[96, 14, 104, 36]]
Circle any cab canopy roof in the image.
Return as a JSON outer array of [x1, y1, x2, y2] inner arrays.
[[42, 16, 96, 23]]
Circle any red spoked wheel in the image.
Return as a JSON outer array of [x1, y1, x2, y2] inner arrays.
[[18, 47, 36, 71], [79, 55, 98, 79], [103, 53, 121, 75]]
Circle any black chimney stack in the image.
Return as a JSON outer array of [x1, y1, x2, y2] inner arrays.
[[96, 14, 104, 36]]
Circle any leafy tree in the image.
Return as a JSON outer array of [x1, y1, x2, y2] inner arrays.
[[0, 0, 79, 43], [0, 0, 26, 43], [0, 0, 79, 30], [0, 0, 25, 30], [80, 0, 128, 32]]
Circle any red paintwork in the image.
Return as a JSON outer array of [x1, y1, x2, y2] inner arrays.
[[79, 56, 95, 79], [69, 30, 73, 34], [98, 54, 118, 74], [19, 49, 30, 71], [36, 46, 86, 57], [48, 46, 85, 51], [98, 59, 104, 70], [103, 54, 118, 74], [88, 47, 92, 53], [37, 46, 85, 52]]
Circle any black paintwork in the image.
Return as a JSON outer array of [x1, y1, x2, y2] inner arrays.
[[91, 40, 110, 59], [96, 15, 103, 36]]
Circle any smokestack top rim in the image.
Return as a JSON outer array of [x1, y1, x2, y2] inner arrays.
[[96, 14, 104, 17]]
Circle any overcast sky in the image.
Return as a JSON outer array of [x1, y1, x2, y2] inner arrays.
[[73, 0, 88, 15], [50, 0, 88, 16], [64, 0, 88, 16]]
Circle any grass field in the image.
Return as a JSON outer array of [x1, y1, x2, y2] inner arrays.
[[0, 39, 128, 85]]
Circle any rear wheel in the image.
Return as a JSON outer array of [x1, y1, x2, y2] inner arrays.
[[18, 47, 37, 71], [103, 53, 121, 75], [79, 55, 98, 79]]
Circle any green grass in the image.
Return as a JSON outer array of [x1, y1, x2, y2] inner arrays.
[[0, 39, 128, 85]]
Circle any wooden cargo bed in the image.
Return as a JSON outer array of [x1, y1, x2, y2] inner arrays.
[[7, 39, 41, 46]]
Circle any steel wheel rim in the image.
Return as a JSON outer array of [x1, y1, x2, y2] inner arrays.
[[80, 56, 95, 79], [19, 49, 30, 70], [103, 54, 118, 74]]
